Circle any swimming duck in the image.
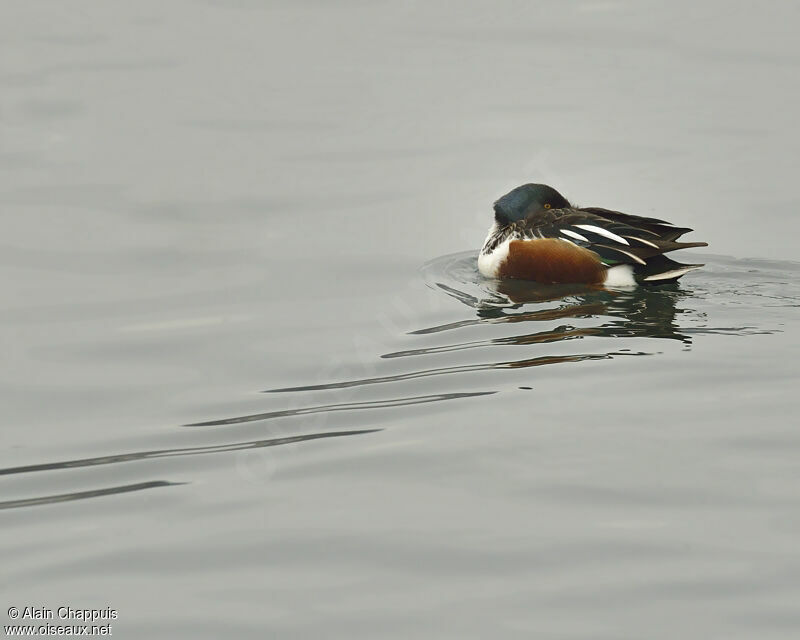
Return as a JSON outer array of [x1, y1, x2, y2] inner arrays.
[[478, 184, 708, 286]]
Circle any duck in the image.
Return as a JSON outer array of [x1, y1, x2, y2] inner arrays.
[[478, 183, 708, 286]]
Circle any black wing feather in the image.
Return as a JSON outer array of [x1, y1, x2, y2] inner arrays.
[[514, 205, 707, 280], [579, 207, 694, 241]]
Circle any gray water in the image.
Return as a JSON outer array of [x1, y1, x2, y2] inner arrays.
[[2, 1, 800, 638]]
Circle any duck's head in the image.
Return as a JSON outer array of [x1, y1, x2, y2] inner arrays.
[[493, 183, 570, 225]]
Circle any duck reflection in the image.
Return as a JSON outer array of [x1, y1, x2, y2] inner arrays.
[[492, 279, 690, 343], [402, 279, 691, 355]]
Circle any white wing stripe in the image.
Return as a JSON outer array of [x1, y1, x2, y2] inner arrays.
[[615, 248, 646, 265], [624, 235, 659, 248], [561, 228, 590, 242], [574, 224, 630, 245], [643, 265, 702, 281]]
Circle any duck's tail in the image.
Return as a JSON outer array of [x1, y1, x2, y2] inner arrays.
[[637, 254, 705, 284]]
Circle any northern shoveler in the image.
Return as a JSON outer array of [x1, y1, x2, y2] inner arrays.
[[478, 183, 708, 286]]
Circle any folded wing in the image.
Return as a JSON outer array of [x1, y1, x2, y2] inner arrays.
[[518, 207, 708, 283]]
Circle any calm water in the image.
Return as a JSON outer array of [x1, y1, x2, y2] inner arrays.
[[2, 1, 800, 638]]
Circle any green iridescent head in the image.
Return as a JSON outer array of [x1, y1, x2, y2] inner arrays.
[[493, 184, 570, 224]]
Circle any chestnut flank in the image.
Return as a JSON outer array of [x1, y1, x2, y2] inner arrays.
[[498, 239, 606, 284]]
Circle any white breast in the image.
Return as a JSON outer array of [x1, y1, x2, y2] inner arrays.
[[478, 224, 512, 278]]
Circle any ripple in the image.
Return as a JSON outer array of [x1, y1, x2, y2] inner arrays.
[[264, 252, 790, 398], [0, 430, 376, 478], [4, 251, 794, 515], [189, 392, 494, 426], [0, 481, 183, 511], [264, 352, 647, 393]]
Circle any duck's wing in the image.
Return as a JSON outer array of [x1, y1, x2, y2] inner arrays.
[[519, 207, 707, 274], [578, 207, 694, 242]]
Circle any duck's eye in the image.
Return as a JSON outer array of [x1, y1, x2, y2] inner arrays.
[[543, 203, 551, 209]]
